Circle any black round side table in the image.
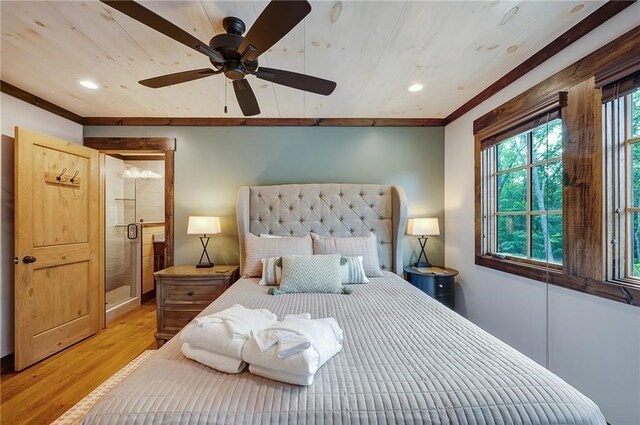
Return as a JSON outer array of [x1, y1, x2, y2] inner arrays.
[[403, 266, 459, 309]]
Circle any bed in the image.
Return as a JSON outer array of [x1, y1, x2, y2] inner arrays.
[[83, 184, 605, 424]]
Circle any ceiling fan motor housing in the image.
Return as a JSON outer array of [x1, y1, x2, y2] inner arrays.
[[209, 17, 258, 79]]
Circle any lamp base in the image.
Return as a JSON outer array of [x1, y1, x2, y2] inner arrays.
[[195, 263, 214, 268], [414, 261, 432, 268]]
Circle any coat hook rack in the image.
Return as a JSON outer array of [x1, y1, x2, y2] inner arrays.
[[56, 168, 67, 182]]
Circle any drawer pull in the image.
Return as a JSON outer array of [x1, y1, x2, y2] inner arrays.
[[438, 284, 443, 288], [187, 291, 194, 296]]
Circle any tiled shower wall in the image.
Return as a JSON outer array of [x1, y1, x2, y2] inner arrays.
[[127, 160, 165, 223]]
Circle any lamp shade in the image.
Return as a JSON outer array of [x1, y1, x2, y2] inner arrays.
[[407, 218, 440, 236], [187, 216, 221, 235]]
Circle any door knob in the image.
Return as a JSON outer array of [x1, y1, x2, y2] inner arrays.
[[22, 256, 37, 264]]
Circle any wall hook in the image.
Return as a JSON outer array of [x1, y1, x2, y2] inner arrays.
[[70, 170, 80, 184], [56, 168, 67, 181]]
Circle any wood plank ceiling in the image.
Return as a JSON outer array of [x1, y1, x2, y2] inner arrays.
[[0, 1, 603, 118]]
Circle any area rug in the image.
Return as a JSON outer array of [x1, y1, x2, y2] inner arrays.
[[51, 350, 156, 425]]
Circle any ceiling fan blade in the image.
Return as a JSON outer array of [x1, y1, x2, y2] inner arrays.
[[100, 0, 224, 63], [233, 79, 260, 116], [255, 67, 336, 95], [238, 0, 311, 62], [139, 68, 217, 88]]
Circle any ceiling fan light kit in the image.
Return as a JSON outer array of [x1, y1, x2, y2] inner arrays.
[[100, 0, 337, 117]]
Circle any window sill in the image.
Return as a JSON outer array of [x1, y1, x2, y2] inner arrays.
[[475, 255, 640, 307]]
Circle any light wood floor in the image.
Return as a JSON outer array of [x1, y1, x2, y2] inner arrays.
[[1, 301, 157, 425]]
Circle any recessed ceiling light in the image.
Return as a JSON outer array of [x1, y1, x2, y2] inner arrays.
[[79, 80, 99, 90], [407, 83, 423, 93]]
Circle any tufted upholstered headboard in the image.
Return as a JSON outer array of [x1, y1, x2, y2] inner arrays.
[[236, 184, 407, 276]]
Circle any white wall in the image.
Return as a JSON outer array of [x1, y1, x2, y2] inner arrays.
[[444, 5, 640, 424], [0, 92, 83, 357]]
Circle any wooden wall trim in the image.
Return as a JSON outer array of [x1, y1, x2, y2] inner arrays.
[[84, 137, 176, 152], [445, 0, 636, 125], [473, 25, 640, 134], [0, 81, 84, 125], [81, 117, 445, 127]]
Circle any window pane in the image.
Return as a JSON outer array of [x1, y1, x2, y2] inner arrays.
[[497, 215, 527, 257], [531, 214, 563, 264], [497, 134, 528, 171], [632, 89, 640, 138], [632, 212, 640, 278], [632, 142, 640, 208], [531, 160, 562, 212], [497, 169, 526, 212], [532, 118, 563, 162]]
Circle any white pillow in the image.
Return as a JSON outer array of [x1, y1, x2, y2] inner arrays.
[[244, 233, 313, 277], [260, 234, 282, 238], [311, 232, 383, 277]]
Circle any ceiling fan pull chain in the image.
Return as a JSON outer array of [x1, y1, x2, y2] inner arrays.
[[224, 80, 228, 114]]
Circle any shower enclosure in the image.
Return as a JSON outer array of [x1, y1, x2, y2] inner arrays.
[[105, 156, 141, 320]]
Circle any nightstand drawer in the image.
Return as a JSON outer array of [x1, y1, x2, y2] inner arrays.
[[434, 281, 452, 296], [163, 280, 228, 306], [161, 308, 202, 333]]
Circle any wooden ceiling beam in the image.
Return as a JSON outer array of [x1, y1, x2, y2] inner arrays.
[[444, 0, 636, 125], [81, 117, 446, 127]]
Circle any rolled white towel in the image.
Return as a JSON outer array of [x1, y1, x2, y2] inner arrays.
[[194, 304, 277, 339], [243, 317, 344, 385], [181, 343, 245, 374]]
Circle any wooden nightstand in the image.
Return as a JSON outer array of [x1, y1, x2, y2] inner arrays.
[[154, 265, 239, 347], [403, 266, 459, 309]]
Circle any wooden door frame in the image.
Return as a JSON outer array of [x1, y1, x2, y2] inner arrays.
[[84, 138, 176, 315]]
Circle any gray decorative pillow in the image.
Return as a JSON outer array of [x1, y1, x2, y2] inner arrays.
[[244, 233, 313, 277], [277, 254, 343, 294], [311, 232, 383, 277]]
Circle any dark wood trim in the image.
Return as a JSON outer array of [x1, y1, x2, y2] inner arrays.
[[0, 80, 84, 125], [445, 1, 636, 125], [120, 154, 165, 161], [85, 137, 176, 285], [1, 353, 14, 375], [473, 25, 640, 136], [82, 117, 445, 127], [84, 137, 176, 152], [164, 150, 175, 269], [141, 289, 156, 303], [475, 256, 640, 306]]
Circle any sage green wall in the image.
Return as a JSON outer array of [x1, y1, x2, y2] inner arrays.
[[84, 126, 445, 268]]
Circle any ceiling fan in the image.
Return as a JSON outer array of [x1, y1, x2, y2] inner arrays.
[[100, 0, 337, 116]]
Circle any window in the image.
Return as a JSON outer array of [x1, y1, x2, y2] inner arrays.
[[604, 82, 640, 283], [480, 115, 563, 267]]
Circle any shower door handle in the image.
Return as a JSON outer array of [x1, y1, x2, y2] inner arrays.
[[127, 224, 138, 240]]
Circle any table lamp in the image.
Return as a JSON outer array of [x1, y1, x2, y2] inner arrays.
[[407, 218, 440, 268], [187, 216, 221, 268]]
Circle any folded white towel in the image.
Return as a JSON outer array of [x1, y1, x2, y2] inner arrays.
[[243, 317, 344, 385], [181, 343, 245, 374], [249, 364, 314, 386], [283, 313, 311, 320], [194, 304, 277, 339], [181, 322, 243, 359]]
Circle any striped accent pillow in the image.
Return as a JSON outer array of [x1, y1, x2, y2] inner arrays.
[[278, 254, 343, 294], [340, 256, 369, 284], [244, 234, 313, 277], [258, 257, 282, 286], [311, 232, 383, 277]]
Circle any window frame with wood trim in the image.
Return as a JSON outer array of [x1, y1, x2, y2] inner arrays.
[[473, 26, 640, 307], [602, 71, 640, 285], [480, 111, 564, 269]]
